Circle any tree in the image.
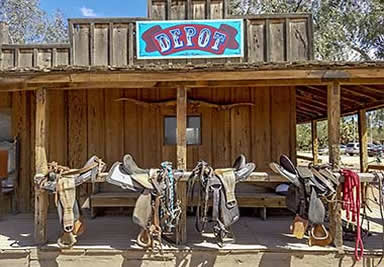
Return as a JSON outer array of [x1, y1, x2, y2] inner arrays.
[[229, 0, 384, 61], [0, 0, 68, 44]]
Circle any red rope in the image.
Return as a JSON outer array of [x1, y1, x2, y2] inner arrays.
[[341, 169, 364, 261]]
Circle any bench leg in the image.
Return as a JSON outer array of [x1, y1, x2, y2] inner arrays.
[[176, 181, 187, 245], [259, 207, 267, 221], [91, 207, 97, 219]]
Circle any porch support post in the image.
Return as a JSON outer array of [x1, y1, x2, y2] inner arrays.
[[327, 81, 343, 249], [34, 88, 49, 244], [311, 120, 319, 165], [176, 86, 187, 244], [358, 109, 368, 172], [176, 87, 187, 170]]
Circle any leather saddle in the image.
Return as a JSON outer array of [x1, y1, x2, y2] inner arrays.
[[35, 155, 106, 248], [189, 154, 255, 246], [107, 154, 155, 191], [107, 154, 183, 250], [270, 154, 337, 246]]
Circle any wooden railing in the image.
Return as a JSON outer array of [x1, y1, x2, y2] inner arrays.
[[0, 44, 70, 69], [0, 14, 313, 69]]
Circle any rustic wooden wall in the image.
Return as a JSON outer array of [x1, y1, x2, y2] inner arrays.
[[0, 91, 34, 214], [2, 86, 296, 207]]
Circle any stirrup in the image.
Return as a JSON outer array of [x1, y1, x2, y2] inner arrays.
[[290, 215, 308, 240], [57, 232, 77, 248], [308, 224, 332, 247], [136, 229, 152, 248]]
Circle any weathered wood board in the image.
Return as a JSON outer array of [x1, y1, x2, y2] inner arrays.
[[4, 86, 296, 209]]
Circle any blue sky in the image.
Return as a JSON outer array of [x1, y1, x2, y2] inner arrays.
[[40, 0, 147, 18]]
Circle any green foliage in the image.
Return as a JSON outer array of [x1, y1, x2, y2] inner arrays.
[[230, 0, 384, 60], [0, 0, 68, 44], [296, 123, 311, 150]]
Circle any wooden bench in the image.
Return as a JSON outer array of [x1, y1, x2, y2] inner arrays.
[[89, 172, 288, 219], [90, 191, 287, 219]]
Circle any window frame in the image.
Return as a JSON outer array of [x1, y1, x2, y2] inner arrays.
[[163, 114, 202, 146]]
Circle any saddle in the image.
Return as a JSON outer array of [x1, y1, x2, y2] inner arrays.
[[188, 155, 255, 246], [107, 154, 183, 251], [0, 150, 8, 179], [35, 155, 106, 248], [270, 154, 337, 246]]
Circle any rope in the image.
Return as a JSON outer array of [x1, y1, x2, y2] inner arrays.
[[375, 171, 384, 267], [341, 169, 364, 261]]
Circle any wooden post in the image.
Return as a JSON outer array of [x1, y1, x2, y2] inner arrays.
[[34, 88, 49, 244], [176, 87, 187, 170], [311, 120, 319, 165], [358, 109, 368, 173], [327, 82, 343, 249], [176, 87, 187, 244], [328, 82, 341, 170]]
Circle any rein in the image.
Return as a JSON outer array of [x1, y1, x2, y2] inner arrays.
[[341, 169, 364, 261]]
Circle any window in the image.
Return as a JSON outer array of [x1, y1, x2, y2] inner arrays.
[[0, 109, 11, 141], [164, 116, 201, 145]]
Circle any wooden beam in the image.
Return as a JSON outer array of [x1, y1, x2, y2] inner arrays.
[[311, 120, 319, 165], [358, 109, 368, 172], [8, 68, 384, 84], [359, 85, 384, 95], [328, 82, 341, 169], [296, 107, 318, 118], [34, 88, 49, 244], [296, 100, 327, 113], [296, 95, 327, 107], [176, 86, 187, 245], [176, 87, 187, 170], [327, 81, 343, 250], [304, 85, 361, 107], [342, 87, 377, 101]]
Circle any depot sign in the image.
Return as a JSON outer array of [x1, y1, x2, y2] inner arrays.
[[136, 19, 243, 59]]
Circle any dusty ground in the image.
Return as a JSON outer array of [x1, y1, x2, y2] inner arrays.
[[297, 151, 382, 169], [0, 214, 383, 267]]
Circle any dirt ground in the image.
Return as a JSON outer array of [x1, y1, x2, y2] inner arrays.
[[297, 151, 382, 170]]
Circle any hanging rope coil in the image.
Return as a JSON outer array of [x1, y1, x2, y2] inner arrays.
[[341, 169, 364, 261]]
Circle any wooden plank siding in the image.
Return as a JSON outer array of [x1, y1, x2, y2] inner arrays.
[[0, 87, 296, 211], [0, 14, 312, 69], [4, 86, 295, 209]]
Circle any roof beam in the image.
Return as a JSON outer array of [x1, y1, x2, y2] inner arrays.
[[297, 86, 356, 108], [341, 87, 377, 101], [296, 105, 323, 117], [296, 95, 327, 107], [359, 85, 384, 95], [297, 100, 327, 114]]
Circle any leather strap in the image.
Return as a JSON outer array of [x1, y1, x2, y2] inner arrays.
[[56, 177, 76, 233], [212, 186, 221, 222]]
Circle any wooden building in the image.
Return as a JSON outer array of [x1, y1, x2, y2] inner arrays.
[[1, 0, 384, 251]]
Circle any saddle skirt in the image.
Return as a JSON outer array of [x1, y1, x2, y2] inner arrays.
[[214, 168, 237, 208], [56, 177, 76, 233]]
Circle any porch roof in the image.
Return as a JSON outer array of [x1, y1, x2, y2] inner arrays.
[[1, 60, 384, 123]]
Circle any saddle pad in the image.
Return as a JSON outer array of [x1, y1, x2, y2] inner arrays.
[[107, 162, 138, 191], [214, 168, 237, 207], [0, 150, 8, 179], [57, 177, 76, 233], [296, 166, 313, 179], [308, 190, 325, 224]]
